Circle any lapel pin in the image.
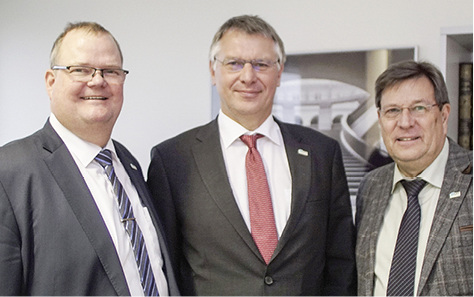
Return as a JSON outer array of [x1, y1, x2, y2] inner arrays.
[[298, 149, 308, 156], [449, 191, 461, 199], [130, 163, 138, 170]]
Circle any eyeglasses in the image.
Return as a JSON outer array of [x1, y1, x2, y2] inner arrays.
[[379, 103, 439, 119], [214, 58, 279, 72], [51, 66, 129, 84]]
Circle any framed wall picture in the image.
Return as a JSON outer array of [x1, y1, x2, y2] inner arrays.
[[211, 47, 417, 213]]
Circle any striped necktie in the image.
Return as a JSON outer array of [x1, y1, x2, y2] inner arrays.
[[387, 179, 426, 296], [95, 149, 159, 296], [240, 134, 278, 264]]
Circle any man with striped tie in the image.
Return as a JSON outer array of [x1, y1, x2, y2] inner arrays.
[[0, 22, 179, 296], [356, 61, 472, 296]]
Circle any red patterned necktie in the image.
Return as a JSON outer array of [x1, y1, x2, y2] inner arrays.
[[240, 134, 278, 264]]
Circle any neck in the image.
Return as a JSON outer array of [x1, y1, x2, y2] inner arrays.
[[223, 111, 271, 131], [64, 121, 113, 148], [76, 126, 112, 147]]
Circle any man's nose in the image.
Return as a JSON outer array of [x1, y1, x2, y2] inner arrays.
[[239, 63, 257, 83], [88, 69, 107, 86], [397, 108, 415, 127]]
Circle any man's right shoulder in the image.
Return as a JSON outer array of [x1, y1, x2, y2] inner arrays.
[[359, 163, 394, 190], [152, 120, 216, 151], [0, 132, 49, 187], [0, 130, 42, 161]]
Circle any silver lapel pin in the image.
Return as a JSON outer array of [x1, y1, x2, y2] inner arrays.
[[298, 149, 308, 156], [449, 191, 461, 199]]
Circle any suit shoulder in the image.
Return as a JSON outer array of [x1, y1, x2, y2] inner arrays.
[[0, 129, 54, 187], [447, 138, 473, 174], [359, 163, 394, 189], [279, 121, 338, 145], [112, 139, 135, 159], [112, 139, 143, 169], [0, 129, 45, 163], [363, 163, 394, 178], [151, 121, 214, 151]]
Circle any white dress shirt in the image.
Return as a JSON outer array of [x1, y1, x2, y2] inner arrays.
[[49, 114, 169, 296], [374, 139, 449, 296], [218, 111, 292, 237]]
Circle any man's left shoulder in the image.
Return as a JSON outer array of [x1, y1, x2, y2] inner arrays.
[[278, 121, 337, 144], [112, 140, 142, 171], [447, 138, 473, 175]]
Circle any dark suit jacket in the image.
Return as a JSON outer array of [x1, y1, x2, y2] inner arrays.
[[356, 138, 473, 296], [0, 121, 180, 296], [147, 118, 356, 296]]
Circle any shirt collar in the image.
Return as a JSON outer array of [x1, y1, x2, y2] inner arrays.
[[49, 113, 116, 167], [217, 110, 282, 149], [391, 138, 449, 192]]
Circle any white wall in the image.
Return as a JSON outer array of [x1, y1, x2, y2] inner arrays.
[[1, 0, 472, 171]]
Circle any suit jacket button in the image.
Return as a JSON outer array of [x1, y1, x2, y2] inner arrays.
[[264, 276, 274, 285]]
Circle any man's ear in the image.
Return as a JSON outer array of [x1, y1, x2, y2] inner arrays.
[[209, 60, 216, 86], [441, 103, 451, 134], [276, 63, 284, 87], [45, 69, 56, 99], [441, 103, 451, 123]]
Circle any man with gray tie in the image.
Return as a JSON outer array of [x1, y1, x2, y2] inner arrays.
[[356, 60, 473, 296]]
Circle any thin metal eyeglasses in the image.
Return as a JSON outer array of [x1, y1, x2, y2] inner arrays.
[[378, 103, 440, 119], [214, 57, 279, 72], [51, 66, 129, 84]]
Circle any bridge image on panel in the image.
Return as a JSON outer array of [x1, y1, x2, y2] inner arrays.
[[273, 79, 393, 217]]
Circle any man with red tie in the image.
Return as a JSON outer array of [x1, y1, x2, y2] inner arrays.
[[147, 15, 356, 296]]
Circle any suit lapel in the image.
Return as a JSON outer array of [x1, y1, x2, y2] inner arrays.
[[40, 122, 130, 296], [114, 142, 148, 206], [366, 170, 394, 294], [191, 120, 261, 258], [115, 141, 180, 295], [272, 122, 311, 254], [417, 140, 472, 294]]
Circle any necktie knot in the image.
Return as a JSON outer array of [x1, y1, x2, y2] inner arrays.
[[240, 134, 263, 149], [401, 179, 426, 198], [95, 149, 113, 168]]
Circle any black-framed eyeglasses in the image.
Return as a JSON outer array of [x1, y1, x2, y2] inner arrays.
[[378, 103, 440, 119], [51, 65, 129, 84], [214, 58, 279, 72]]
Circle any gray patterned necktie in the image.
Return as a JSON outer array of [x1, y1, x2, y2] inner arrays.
[[387, 179, 427, 296], [95, 149, 159, 296]]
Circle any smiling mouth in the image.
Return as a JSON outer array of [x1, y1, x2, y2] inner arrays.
[[82, 96, 108, 100], [237, 90, 260, 97], [397, 136, 420, 141]]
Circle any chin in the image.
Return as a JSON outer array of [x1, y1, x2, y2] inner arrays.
[[395, 153, 428, 166]]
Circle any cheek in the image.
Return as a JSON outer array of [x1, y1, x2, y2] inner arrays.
[[264, 74, 279, 88], [379, 120, 394, 136], [214, 70, 231, 84], [113, 84, 124, 95], [55, 82, 84, 100]]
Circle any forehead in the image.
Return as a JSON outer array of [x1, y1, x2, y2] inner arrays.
[[381, 76, 435, 105], [218, 30, 278, 58], [57, 29, 122, 65]]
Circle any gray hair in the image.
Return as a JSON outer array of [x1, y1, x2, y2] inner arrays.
[[209, 15, 285, 70]]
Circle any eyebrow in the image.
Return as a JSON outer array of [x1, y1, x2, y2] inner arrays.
[[383, 99, 431, 107]]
